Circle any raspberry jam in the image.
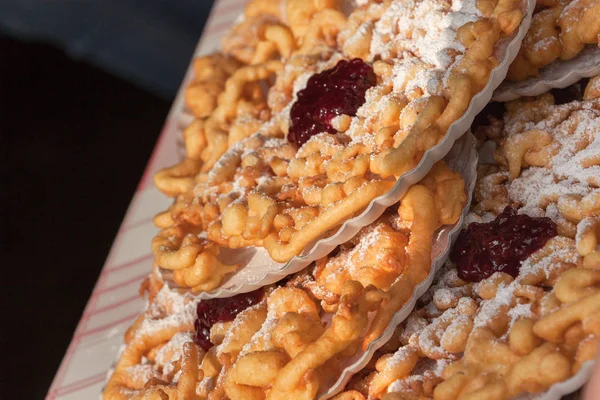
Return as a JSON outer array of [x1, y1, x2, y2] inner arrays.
[[288, 58, 376, 146], [194, 288, 264, 350], [450, 207, 557, 282]]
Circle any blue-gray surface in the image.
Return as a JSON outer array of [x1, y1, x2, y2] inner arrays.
[[0, 0, 215, 98]]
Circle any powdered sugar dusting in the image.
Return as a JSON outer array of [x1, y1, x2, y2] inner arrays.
[[366, 0, 480, 95], [238, 310, 278, 357], [501, 99, 600, 254], [387, 358, 450, 393], [370, 0, 480, 66], [576, 217, 596, 244], [344, 81, 596, 397], [217, 301, 267, 357], [520, 237, 579, 282], [320, 221, 406, 291], [155, 332, 196, 380], [123, 365, 157, 387], [138, 286, 197, 339]]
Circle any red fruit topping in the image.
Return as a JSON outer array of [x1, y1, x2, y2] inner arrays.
[[288, 58, 376, 146], [194, 288, 264, 350], [450, 207, 557, 282]]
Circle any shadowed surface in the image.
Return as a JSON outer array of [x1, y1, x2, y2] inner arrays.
[[2, 35, 170, 398]]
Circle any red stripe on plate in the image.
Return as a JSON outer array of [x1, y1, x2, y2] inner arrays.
[[93, 272, 149, 296], [78, 311, 141, 338], [46, 316, 88, 399], [83, 294, 141, 318], [55, 372, 107, 394], [55, 373, 107, 396], [121, 215, 155, 231], [104, 253, 153, 274]]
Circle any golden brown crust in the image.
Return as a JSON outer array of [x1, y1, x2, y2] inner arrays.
[[105, 160, 467, 400], [153, 0, 524, 291], [507, 0, 600, 81], [333, 77, 600, 400]]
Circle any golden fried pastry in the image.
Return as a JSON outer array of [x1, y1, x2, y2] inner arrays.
[[507, 0, 600, 81], [105, 160, 468, 399], [104, 1, 600, 399], [153, 0, 527, 291], [334, 77, 600, 400]]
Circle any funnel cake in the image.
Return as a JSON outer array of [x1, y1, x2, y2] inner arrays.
[[152, 0, 527, 291], [507, 0, 600, 81], [334, 77, 599, 400], [104, 161, 467, 400]]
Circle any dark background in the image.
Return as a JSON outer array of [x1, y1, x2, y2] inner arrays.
[[1, 4, 213, 397], [1, 3, 595, 400]]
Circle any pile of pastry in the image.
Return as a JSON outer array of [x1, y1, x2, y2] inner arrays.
[[104, 0, 599, 399]]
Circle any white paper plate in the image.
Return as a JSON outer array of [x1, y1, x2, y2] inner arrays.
[[518, 361, 595, 400], [494, 46, 600, 102]]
